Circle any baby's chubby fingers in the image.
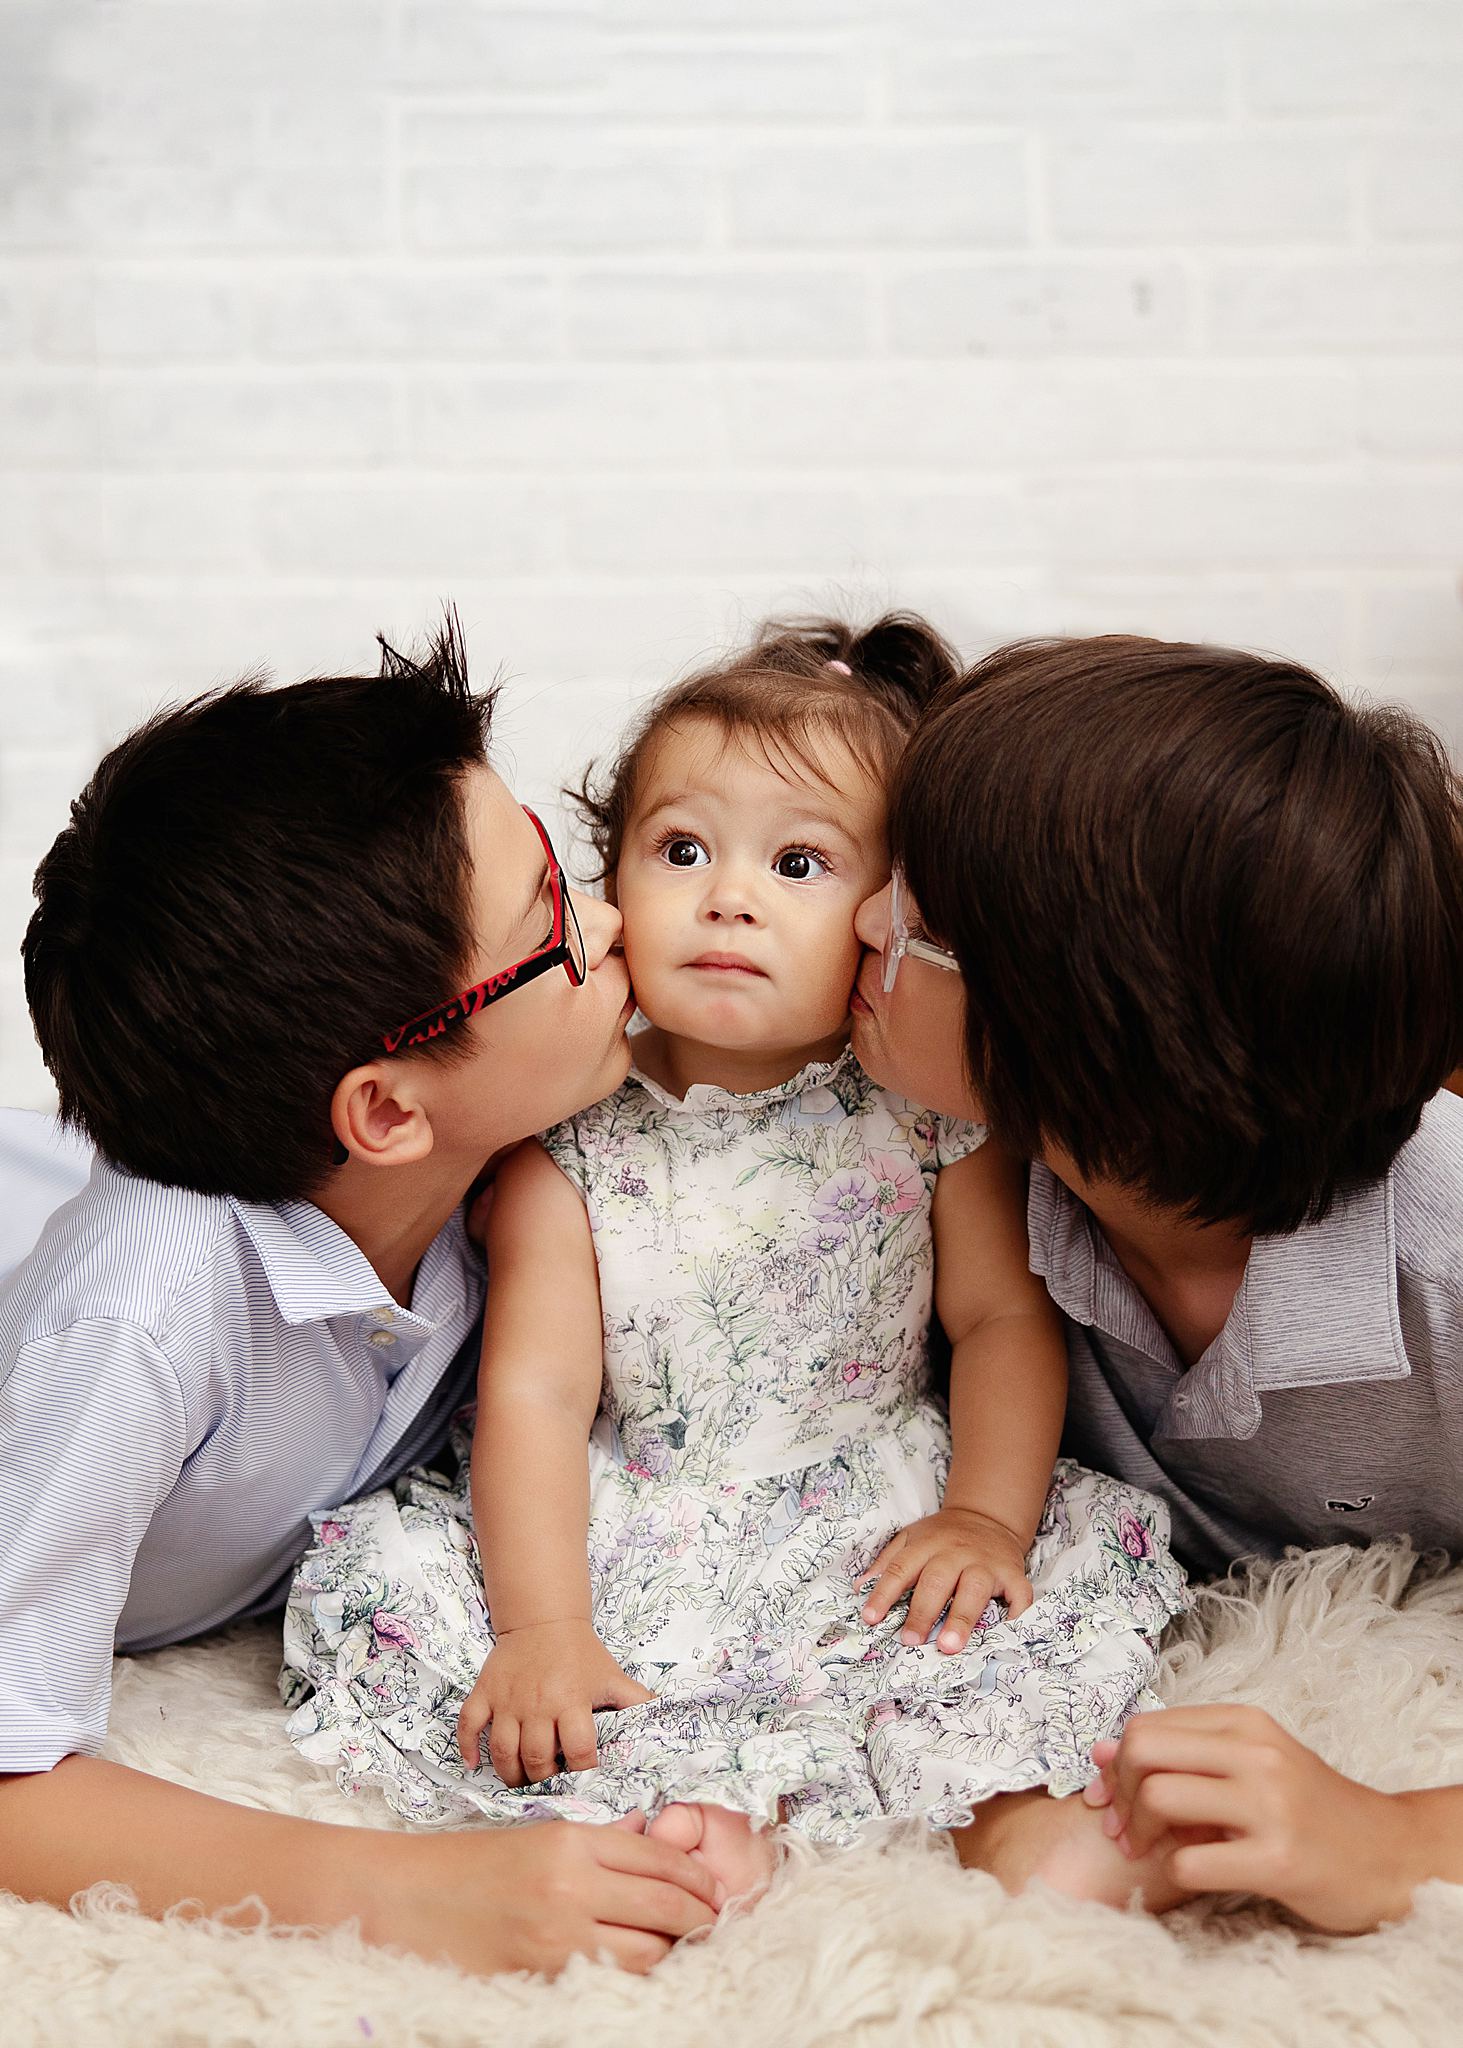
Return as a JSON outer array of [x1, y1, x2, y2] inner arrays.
[[902, 1561, 962, 1647], [995, 1565, 1035, 1619], [557, 1707, 600, 1775], [457, 1689, 491, 1770], [859, 1545, 915, 1626], [520, 1716, 563, 1785], [936, 1566, 997, 1652], [488, 1711, 526, 1788]]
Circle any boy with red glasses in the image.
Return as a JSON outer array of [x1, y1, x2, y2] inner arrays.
[[0, 621, 719, 1977]]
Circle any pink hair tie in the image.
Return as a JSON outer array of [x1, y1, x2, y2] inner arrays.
[[826, 659, 852, 676]]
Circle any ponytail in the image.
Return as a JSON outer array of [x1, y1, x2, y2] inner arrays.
[[747, 611, 959, 726]]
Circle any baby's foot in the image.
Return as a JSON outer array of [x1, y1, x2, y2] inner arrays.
[[953, 1787, 1190, 1913], [649, 1802, 777, 1907]]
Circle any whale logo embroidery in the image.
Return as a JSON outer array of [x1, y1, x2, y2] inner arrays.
[[1324, 1494, 1375, 1514]]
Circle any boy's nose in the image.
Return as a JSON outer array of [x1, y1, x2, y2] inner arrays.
[[854, 881, 891, 950], [575, 887, 622, 967]]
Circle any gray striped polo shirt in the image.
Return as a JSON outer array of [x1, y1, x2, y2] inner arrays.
[[0, 1155, 484, 1772], [1040, 1088, 1463, 1579]]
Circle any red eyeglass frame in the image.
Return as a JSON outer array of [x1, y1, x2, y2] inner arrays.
[[381, 806, 585, 1054]]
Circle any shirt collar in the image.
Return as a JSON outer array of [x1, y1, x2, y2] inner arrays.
[[1028, 1161, 1411, 1440], [1243, 1173, 1410, 1397], [227, 1195, 460, 1331]]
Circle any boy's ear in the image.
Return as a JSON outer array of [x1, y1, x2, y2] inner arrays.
[[330, 1062, 435, 1169]]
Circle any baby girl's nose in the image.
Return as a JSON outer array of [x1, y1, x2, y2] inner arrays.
[[703, 870, 761, 924]]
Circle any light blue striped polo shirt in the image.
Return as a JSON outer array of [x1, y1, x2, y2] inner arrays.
[[0, 1141, 485, 1772]]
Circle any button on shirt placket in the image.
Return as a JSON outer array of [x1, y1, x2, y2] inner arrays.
[[358, 1303, 431, 1380]]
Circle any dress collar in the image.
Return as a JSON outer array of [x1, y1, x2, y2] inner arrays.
[[628, 1043, 860, 1116]]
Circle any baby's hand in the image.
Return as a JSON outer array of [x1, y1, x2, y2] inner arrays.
[[859, 1506, 1034, 1653], [458, 1620, 655, 1787]]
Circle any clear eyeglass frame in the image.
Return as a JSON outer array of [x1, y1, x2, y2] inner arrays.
[[882, 869, 961, 994]]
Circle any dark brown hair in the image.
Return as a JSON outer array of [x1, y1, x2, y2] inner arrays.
[[892, 634, 1463, 1235], [24, 616, 497, 1202], [573, 612, 959, 883]]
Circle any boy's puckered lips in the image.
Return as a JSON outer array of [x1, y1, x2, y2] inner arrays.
[[850, 961, 879, 1015]]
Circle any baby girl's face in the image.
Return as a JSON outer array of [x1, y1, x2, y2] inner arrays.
[[615, 717, 889, 1060]]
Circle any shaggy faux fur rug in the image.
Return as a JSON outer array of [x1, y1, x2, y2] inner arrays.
[[6, 1541, 1463, 2048]]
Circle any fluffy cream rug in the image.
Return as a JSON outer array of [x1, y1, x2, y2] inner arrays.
[[6, 1541, 1463, 2048]]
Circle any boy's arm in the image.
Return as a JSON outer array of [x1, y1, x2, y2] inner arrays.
[[0, 1320, 190, 1772], [0, 1283, 717, 1974], [0, 1754, 720, 1975], [861, 1143, 1068, 1650], [461, 1140, 650, 1786]]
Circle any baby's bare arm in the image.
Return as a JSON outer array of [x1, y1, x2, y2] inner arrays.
[[463, 1141, 652, 1782], [932, 1141, 1067, 1541], [862, 1143, 1068, 1649], [471, 1140, 606, 1636]]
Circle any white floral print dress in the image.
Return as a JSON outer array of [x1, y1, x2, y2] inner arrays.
[[282, 1050, 1188, 1843]]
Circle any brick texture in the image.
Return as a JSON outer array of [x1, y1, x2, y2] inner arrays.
[[1, 0, 1461, 1106]]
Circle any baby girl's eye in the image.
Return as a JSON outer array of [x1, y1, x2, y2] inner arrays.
[[660, 835, 709, 868], [774, 848, 830, 881]]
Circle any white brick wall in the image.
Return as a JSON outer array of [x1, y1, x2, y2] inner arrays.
[[1, 0, 1461, 1109]]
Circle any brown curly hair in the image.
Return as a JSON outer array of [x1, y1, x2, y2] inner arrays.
[[572, 612, 959, 887]]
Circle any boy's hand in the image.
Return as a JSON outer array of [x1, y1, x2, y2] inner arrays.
[[459, 1620, 654, 1786], [0, 1752, 725, 1987], [1082, 1705, 1426, 1932], [859, 1506, 1033, 1653], [369, 1812, 725, 1976]]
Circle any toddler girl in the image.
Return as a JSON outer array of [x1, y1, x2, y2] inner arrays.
[[283, 618, 1187, 1895]]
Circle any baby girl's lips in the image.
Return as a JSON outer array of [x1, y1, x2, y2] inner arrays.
[[686, 955, 767, 976]]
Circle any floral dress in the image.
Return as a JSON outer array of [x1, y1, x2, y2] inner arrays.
[[282, 1050, 1188, 1843]]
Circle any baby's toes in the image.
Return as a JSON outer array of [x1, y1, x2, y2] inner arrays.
[[648, 1801, 706, 1853], [691, 1805, 778, 1906]]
